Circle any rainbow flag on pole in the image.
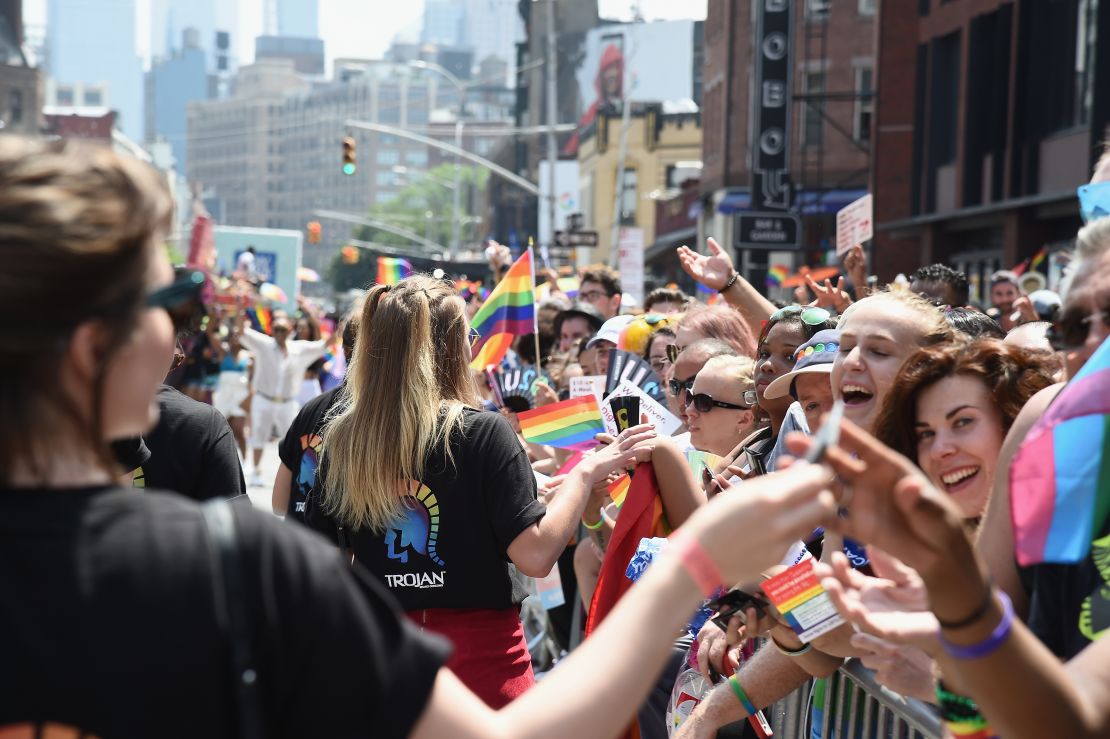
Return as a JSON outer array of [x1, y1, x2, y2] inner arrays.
[[518, 395, 605, 451], [469, 249, 536, 369], [766, 264, 790, 288], [1010, 336, 1110, 566], [1029, 247, 1047, 272], [376, 256, 413, 286]]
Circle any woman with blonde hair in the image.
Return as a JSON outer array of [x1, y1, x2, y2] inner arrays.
[[313, 274, 650, 707]]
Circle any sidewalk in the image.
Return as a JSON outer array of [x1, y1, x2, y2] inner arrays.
[[244, 441, 283, 514]]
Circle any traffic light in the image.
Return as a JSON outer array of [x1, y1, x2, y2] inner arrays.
[[341, 136, 357, 176], [307, 221, 321, 244]]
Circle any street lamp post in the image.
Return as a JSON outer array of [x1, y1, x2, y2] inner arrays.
[[407, 60, 466, 262]]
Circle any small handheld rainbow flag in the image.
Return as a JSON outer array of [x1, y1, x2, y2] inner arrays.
[[1010, 336, 1110, 566], [608, 474, 631, 508], [517, 395, 605, 451], [470, 249, 536, 369], [766, 264, 790, 288], [376, 256, 413, 286], [1029, 247, 1047, 272], [246, 306, 272, 335]]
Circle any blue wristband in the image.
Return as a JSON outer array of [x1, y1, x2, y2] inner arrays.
[[938, 590, 1013, 660]]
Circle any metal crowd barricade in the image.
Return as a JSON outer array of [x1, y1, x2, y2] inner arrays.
[[767, 660, 943, 739]]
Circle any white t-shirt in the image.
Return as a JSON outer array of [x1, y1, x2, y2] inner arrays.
[[240, 327, 326, 401]]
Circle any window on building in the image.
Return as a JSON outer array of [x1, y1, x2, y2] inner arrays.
[[376, 149, 400, 165], [376, 171, 395, 186], [375, 191, 394, 204], [802, 70, 826, 147], [9, 90, 22, 123], [83, 89, 102, 106], [619, 169, 637, 225], [854, 66, 873, 143], [56, 86, 74, 105], [404, 149, 428, 166], [806, 0, 831, 21], [859, 0, 877, 15]]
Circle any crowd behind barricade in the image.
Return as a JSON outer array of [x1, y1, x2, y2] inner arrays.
[[3, 134, 1110, 739]]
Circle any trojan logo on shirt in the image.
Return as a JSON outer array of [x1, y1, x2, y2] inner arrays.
[[294, 434, 323, 514], [1079, 532, 1110, 641], [383, 483, 447, 589]]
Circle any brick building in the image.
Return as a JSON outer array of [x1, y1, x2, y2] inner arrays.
[[701, 0, 876, 282], [871, 0, 1109, 299]]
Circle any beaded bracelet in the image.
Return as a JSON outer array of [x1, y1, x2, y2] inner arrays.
[[936, 681, 998, 739], [719, 271, 739, 294], [939, 590, 1013, 660]]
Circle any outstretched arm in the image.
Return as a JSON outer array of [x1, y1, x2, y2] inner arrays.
[[677, 237, 776, 337]]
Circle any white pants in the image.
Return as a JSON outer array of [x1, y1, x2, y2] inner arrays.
[[250, 394, 299, 450]]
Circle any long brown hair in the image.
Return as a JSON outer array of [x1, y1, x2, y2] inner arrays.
[[0, 137, 172, 483], [873, 338, 1057, 464], [321, 275, 480, 531]]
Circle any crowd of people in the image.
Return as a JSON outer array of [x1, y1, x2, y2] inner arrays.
[[3, 133, 1110, 739]]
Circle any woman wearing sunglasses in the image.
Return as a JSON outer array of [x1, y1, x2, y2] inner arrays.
[[0, 137, 842, 738], [684, 356, 759, 459]]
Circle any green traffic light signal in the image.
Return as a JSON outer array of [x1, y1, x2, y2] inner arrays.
[[342, 162, 356, 175]]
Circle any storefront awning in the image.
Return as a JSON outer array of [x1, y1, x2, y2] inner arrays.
[[717, 189, 869, 215]]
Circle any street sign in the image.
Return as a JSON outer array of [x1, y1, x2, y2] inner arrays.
[[566, 212, 585, 232], [555, 230, 599, 248], [751, 0, 795, 211], [736, 212, 802, 250], [835, 194, 873, 256]]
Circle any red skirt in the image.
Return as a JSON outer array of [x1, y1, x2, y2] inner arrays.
[[405, 606, 535, 708]]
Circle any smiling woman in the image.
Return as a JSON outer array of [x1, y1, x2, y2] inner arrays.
[[872, 338, 1057, 520], [831, 290, 953, 434]]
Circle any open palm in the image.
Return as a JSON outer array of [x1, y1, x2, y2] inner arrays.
[[677, 237, 735, 291]]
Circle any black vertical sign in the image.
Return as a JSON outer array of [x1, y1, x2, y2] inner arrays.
[[751, 0, 794, 211]]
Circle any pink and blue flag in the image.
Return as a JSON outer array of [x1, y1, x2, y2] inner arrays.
[[1010, 336, 1110, 566]]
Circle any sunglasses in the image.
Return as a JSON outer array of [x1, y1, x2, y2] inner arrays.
[[760, 305, 832, 342], [146, 270, 206, 334], [668, 375, 695, 398], [1047, 307, 1110, 351], [665, 343, 684, 364], [468, 327, 482, 348], [684, 391, 756, 413]]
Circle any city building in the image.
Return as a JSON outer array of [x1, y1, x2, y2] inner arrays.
[[0, 0, 41, 135], [188, 55, 515, 273], [145, 28, 209, 169], [871, 0, 1107, 299], [46, 0, 144, 139], [273, 0, 318, 39], [577, 101, 703, 264], [701, 0, 875, 284], [255, 35, 325, 77], [421, 0, 466, 47]]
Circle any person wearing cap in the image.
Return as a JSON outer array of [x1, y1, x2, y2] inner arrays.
[[585, 314, 635, 376], [554, 302, 605, 353], [239, 309, 327, 487], [763, 329, 840, 432]]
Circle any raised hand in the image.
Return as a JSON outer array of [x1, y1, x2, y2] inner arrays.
[[842, 244, 867, 287], [582, 424, 657, 483], [851, 633, 937, 702], [817, 550, 939, 651], [806, 274, 852, 313], [677, 237, 736, 292]]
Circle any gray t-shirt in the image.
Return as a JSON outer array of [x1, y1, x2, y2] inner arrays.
[[765, 402, 810, 473]]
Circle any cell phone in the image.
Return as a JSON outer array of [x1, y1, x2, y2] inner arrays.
[[706, 588, 769, 630], [804, 399, 844, 464]]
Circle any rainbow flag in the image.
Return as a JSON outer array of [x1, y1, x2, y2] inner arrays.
[[246, 306, 272, 335], [376, 256, 413, 286], [766, 264, 790, 288], [535, 275, 580, 301], [686, 450, 723, 480], [470, 249, 535, 369], [517, 395, 604, 451], [1030, 247, 1047, 272], [608, 474, 631, 508], [1010, 336, 1110, 566]]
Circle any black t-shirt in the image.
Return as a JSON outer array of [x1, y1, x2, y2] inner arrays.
[[134, 385, 246, 500], [307, 409, 546, 611], [278, 386, 341, 523], [0, 485, 449, 738], [1024, 515, 1110, 659]]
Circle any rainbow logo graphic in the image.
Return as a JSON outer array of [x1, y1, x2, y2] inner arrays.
[[385, 484, 445, 567]]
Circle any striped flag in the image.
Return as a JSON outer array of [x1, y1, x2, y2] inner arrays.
[[469, 249, 536, 369], [517, 395, 605, 451], [376, 256, 413, 285], [1011, 337, 1110, 566]]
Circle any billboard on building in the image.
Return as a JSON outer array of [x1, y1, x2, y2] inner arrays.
[[214, 226, 303, 311], [573, 20, 699, 123]]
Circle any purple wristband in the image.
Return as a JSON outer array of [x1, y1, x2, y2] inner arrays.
[[938, 590, 1013, 660]]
